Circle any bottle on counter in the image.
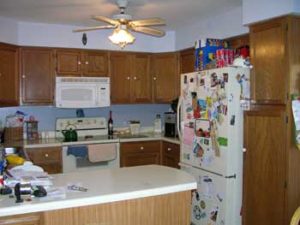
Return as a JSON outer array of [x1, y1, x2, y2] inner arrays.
[[108, 110, 113, 136], [154, 114, 162, 134]]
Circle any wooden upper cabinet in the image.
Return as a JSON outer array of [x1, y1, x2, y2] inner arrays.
[[0, 43, 19, 107], [151, 52, 179, 103], [243, 107, 287, 225], [225, 33, 249, 50], [180, 48, 195, 74], [110, 52, 131, 103], [21, 48, 54, 105], [84, 51, 108, 76], [131, 53, 151, 103], [56, 49, 108, 77], [250, 18, 287, 104], [110, 52, 151, 104], [56, 50, 82, 76]]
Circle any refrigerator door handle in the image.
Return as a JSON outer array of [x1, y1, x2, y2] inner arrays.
[[177, 95, 183, 141], [225, 174, 237, 179]]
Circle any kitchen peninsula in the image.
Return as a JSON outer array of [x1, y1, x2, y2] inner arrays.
[[0, 165, 196, 225]]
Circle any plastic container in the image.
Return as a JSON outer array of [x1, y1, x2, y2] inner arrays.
[[129, 121, 140, 135], [154, 114, 162, 134], [26, 121, 39, 140]]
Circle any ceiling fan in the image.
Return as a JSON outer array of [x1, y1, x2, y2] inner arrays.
[[73, 0, 166, 48]]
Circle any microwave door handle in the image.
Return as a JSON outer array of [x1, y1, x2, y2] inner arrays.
[[177, 95, 183, 141]]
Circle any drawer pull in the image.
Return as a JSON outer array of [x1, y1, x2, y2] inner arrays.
[[167, 147, 172, 151], [140, 146, 144, 150], [44, 153, 49, 158]]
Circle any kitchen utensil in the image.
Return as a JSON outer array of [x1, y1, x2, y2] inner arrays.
[[62, 124, 78, 142]]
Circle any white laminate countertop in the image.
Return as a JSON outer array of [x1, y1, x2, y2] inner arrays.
[[0, 165, 196, 217], [20, 133, 180, 149]]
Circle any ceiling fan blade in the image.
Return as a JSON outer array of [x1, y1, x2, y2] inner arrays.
[[73, 25, 116, 32], [129, 18, 165, 27], [92, 15, 120, 26], [130, 26, 165, 37]]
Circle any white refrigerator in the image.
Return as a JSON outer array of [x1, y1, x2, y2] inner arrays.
[[177, 67, 250, 225]]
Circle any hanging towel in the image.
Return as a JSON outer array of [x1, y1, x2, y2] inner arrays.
[[67, 145, 88, 158], [87, 144, 117, 163]]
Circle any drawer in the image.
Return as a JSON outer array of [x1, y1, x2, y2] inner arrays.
[[26, 147, 62, 163], [162, 142, 180, 154], [121, 141, 161, 154]]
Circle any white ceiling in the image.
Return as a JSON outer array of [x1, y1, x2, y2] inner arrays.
[[0, 0, 242, 31]]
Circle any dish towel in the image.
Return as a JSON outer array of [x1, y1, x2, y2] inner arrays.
[[67, 145, 88, 158], [87, 144, 116, 163]]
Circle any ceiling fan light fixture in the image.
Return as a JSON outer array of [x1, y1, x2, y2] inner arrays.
[[108, 25, 135, 49]]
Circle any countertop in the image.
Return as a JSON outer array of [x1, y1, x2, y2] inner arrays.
[[0, 165, 196, 217], [1, 133, 180, 149]]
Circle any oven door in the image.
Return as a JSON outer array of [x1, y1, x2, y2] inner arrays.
[[62, 143, 120, 173]]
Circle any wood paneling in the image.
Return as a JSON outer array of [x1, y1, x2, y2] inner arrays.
[[162, 141, 180, 169], [0, 43, 19, 107], [0, 213, 41, 225], [43, 191, 191, 225], [26, 147, 62, 174], [21, 48, 54, 104], [120, 141, 161, 167]]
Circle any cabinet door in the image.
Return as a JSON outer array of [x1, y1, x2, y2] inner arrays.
[[250, 18, 287, 104], [162, 142, 180, 169], [152, 53, 179, 103], [0, 43, 19, 107], [25, 147, 62, 174], [83, 51, 108, 76], [110, 53, 131, 103], [120, 141, 161, 167], [56, 50, 82, 76], [243, 107, 287, 225], [131, 53, 152, 103], [180, 48, 195, 74], [21, 48, 54, 104]]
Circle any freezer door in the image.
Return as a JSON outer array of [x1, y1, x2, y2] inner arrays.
[[180, 164, 241, 225]]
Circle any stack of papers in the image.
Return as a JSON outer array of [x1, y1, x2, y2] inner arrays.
[[5, 168, 53, 188]]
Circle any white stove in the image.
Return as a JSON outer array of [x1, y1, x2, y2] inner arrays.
[[55, 117, 108, 139], [55, 117, 120, 173]]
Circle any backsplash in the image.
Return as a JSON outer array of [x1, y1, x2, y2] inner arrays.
[[0, 104, 170, 131]]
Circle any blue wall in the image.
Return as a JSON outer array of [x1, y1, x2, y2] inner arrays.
[[0, 104, 170, 131]]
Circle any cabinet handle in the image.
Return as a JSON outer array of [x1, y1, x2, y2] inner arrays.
[[22, 75, 26, 79], [133, 76, 137, 80], [78, 61, 81, 65], [153, 77, 157, 81], [45, 153, 49, 158], [167, 147, 172, 151], [85, 61, 89, 65], [127, 77, 131, 80], [140, 146, 144, 150]]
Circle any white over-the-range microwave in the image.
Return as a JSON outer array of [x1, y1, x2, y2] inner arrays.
[[55, 77, 110, 108]]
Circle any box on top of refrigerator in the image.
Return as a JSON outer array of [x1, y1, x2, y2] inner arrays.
[[195, 39, 229, 71]]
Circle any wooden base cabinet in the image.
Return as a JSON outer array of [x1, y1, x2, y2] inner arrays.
[[0, 43, 19, 107], [25, 147, 62, 174], [120, 141, 161, 167], [162, 141, 180, 169], [243, 16, 300, 225]]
